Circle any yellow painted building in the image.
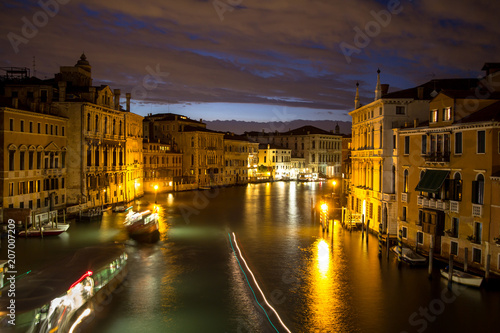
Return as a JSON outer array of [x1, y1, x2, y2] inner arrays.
[[142, 140, 182, 193], [397, 90, 500, 274], [0, 106, 68, 213], [223, 134, 252, 185]]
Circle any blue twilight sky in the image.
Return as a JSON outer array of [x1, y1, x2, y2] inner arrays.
[[0, 0, 498, 122]]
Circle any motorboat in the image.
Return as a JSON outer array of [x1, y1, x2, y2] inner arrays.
[[391, 246, 427, 265], [18, 223, 70, 237], [0, 244, 128, 331], [113, 205, 133, 212], [76, 208, 103, 222], [440, 268, 483, 287], [124, 210, 159, 243]]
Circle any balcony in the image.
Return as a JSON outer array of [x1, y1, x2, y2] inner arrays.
[[472, 204, 482, 218], [436, 200, 449, 210], [383, 193, 396, 202], [417, 196, 423, 206], [417, 196, 449, 212], [450, 201, 460, 213], [42, 168, 65, 176], [401, 192, 408, 203], [424, 152, 450, 164]]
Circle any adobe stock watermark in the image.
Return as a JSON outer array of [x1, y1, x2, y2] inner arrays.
[[400, 283, 467, 333], [339, 0, 409, 64], [7, 0, 71, 54], [212, 0, 243, 21], [131, 64, 170, 100]]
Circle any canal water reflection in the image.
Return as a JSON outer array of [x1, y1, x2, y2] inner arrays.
[[2, 182, 500, 332]]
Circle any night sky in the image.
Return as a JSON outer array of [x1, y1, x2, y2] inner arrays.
[[1, 0, 498, 122]]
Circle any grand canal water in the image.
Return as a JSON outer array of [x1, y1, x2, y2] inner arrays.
[[2, 182, 500, 332]]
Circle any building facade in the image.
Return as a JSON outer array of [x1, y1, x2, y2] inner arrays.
[[0, 106, 68, 213], [223, 134, 252, 185], [143, 140, 182, 193], [397, 90, 500, 274]]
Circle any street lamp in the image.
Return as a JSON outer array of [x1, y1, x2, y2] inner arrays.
[[102, 189, 106, 211], [332, 180, 337, 197], [154, 184, 158, 204]]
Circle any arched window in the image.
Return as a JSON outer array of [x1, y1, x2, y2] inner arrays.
[[451, 172, 462, 201], [87, 113, 91, 131], [113, 119, 116, 135], [472, 174, 484, 204], [95, 115, 99, 132], [191, 154, 194, 166]]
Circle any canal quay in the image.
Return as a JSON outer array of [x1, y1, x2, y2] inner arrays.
[[2, 182, 500, 332]]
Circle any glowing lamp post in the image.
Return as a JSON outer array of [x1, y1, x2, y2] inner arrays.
[[154, 184, 159, 204], [332, 180, 337, 196], [321, 202, 329, 231]]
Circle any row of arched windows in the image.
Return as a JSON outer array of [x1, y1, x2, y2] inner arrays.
[[86, 113, 123, 136]]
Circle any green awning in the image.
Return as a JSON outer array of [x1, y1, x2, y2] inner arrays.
[[415, 170, 449, 193]]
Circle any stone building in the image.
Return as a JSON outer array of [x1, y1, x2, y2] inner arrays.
[[223, 133, 252, 185], [142, 139, 182, 193]]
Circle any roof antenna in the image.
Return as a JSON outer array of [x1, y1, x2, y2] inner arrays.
[[33, 56, 36, 78]]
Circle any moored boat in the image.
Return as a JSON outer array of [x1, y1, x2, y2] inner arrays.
[[124, 210, 159, 243], [391, 246, 427, 265], [77, 208, 103, 222], [18, 223, 70, 237], [440, 268, 483, 287]]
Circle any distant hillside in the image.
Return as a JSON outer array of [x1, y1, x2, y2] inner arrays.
[[205, 119, 352, 135]]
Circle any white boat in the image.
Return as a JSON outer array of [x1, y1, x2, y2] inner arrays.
[[18, 223, 70, 237], [391, 246, 427, 265], [114, 205, 133, 212], [124, 210, 160, 243], [440, 268, 483, 287]]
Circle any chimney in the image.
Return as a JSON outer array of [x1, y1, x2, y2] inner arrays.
[[417, 87, 424, 100], [374, 69, 382, 100], [414, 118, 419, 128], [58, 81, 66, 102], [381, 84, 389, 96], [200, 118, 203, 123], [354, 82, 360, 109], [12, 98, 18, 109], [126, 93, 131, 112], [114, 89, 121, 110]]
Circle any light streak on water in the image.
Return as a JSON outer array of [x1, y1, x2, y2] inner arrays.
[[229, 232, 292, 333]]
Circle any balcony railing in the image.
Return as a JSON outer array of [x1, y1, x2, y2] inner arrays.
[[424, 152, 450, 163], [472, 204, 482, 218], [436, 200, 449, 210], [401, 192, 408, 203], [417, 196, 449, 212], [417, 196, 423, 206], [450, 201, 459, 213]]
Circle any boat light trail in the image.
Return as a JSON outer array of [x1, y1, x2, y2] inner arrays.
[[69, 308, 92, 333], [69, 271, 93, 290], [229, 232, 292, 333]]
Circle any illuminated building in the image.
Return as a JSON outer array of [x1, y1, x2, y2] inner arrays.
[[257, 143, 291, 180], [397, 85, 500, 274], [223, 133, 254, 185], [142, 140, 182, 193], [143, 114, 225, 188], [348, 69, 479, 236], [246, 125, 342, 178]]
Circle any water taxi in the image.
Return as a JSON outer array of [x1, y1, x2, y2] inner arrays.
[[0, 244, 128, 332], [124, 210, 160, 243]]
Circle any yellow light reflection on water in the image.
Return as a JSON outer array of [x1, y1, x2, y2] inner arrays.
[[303, 236, 347, 331], [316, 239, 330, 278]]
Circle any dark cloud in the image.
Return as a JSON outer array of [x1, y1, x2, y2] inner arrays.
[[1, 0, 499, 114]]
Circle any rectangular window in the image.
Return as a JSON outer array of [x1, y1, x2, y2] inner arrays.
[[8, 183, 14, 196], [473, 248, 482, 263], [417, 231, 424, 245], [29, 200, 33, 209], [19, 151, 25, 170], [477, 130, 485, 154], [402, 206, 407, 221], [393, 135, 397, 149], [62, 126, 65, 136], [369, 203, 373, 219], [402, 226, 408, 239], [18, 182, 25, 195], [37, 122, 41, 133], [444, 107, 452, 121], [396, 106, 405, 115], [452, 217, 459, 237], [474, 222, 482, 243], [50, 125, 53, 135], [9, 118, 14, 131], [29, 121, 33, 133], [404, 136, 410, 155], [455, 132, 462, 154], [28, 181, 34, 193], [45, 124, 48, 134], [421, 135, 427, 154], [36, 180, 41, 192], [430, 109, 438, 123], [37, 199, 41, 208], [9, 151, 15, 171], [19, 202, 24, 209], [37, 152, 42, 169], [55, 126, 58, 136], [450, 241, 458, 256], [20, 120, 24, 132], [28, 151, 34, 170]]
